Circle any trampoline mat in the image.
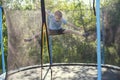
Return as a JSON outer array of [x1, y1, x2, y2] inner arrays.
[[7, 63, 120, 80]]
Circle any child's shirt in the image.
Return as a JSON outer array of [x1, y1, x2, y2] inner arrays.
[[48, 14, 67, 30]]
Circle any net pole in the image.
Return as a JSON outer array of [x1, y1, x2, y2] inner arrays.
[[40, 0, 52, 80], [0, 6, 6, 73], [49, 36, 52, 64], [96, 0, 102, 80]]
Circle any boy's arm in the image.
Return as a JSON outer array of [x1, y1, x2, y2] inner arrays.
[[46, 10, 51, 15]]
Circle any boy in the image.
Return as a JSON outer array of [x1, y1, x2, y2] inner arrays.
[[24, 10, 88, 42], [47, 10, 81, 35]]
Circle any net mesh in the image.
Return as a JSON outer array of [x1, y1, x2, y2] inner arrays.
[[2, 0, 97, 73], [5, 10, 42, 70]]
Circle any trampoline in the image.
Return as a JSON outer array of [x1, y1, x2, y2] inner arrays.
[[7, 63, 120, 80], [0, 0, 120, 80]]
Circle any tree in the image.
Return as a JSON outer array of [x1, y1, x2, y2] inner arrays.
[[101, 0, 120, 66]]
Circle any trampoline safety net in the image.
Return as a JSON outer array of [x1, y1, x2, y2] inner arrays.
[[3, 0, 96, 74], [3, 0, 97, 72], [1, 0, 120, 80], [6, 10, 42, 71]]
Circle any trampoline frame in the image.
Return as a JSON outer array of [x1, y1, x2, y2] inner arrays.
[[8, 63, 120, 76]]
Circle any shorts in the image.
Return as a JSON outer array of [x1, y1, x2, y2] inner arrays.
[[49, 28, 65, 35]]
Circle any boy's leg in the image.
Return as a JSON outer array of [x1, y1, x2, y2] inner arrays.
[[48, 29, 64, 35], [63, 29, 82, 36], [48, 29, 89, 37]]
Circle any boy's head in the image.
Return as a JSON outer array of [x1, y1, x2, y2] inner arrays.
[[54, 10, 62, 21]]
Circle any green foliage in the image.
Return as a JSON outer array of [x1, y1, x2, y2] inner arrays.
[[0, 1, 2, 6], [4, 0, 40, 10], [101, 0, 120, 66]]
